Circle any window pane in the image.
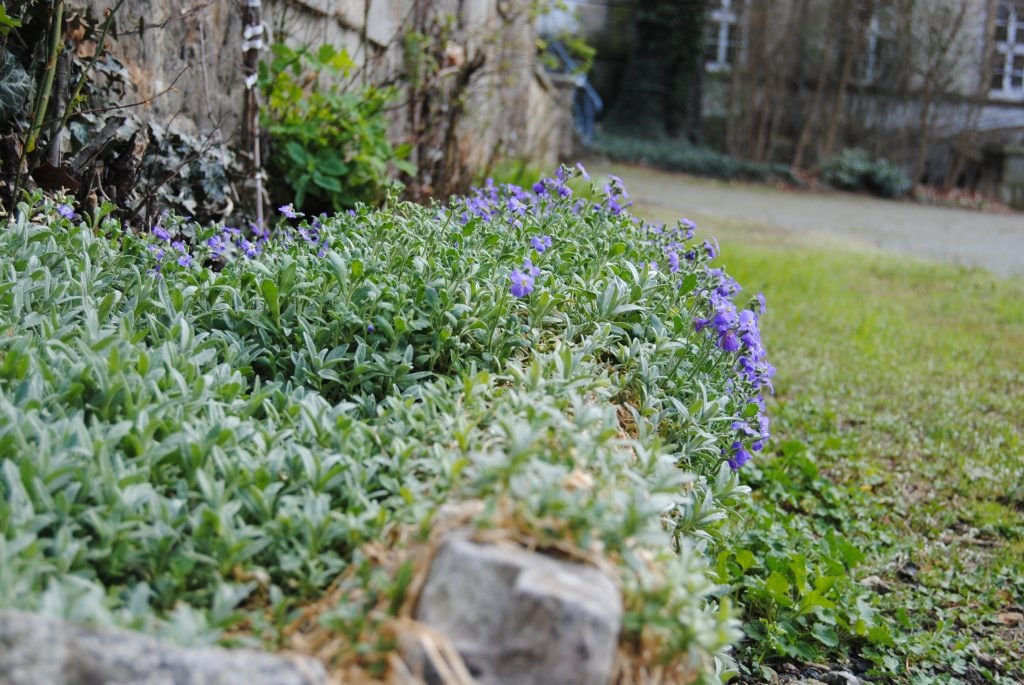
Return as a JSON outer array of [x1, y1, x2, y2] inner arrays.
[[996, 3, 1010, 42], [1012, 54, 1024, 88], [726, 24, 738, 65], [992, 62, 1005, 90], [705, 24, 720, 63]]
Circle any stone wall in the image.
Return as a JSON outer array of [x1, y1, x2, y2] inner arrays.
[[75, 0, 569, 176]]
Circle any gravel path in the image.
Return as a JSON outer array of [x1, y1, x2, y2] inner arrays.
[[586, 161, 1024, 279]]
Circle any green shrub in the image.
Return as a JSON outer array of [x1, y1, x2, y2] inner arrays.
[[591, 133, 801, 186], [259, 44, 414, 213], [819, 149, 912, 199], [1, 169, 772, 681]]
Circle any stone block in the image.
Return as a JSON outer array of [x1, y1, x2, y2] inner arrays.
[[414, 536, 622, 685], [0, 610, 326, 685]]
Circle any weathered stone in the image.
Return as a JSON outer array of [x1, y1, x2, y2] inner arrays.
[[0, 610, 326, 685], [413, 535, 622, 685], [822, 670, 864, 685], [67, 0, 567, 171]]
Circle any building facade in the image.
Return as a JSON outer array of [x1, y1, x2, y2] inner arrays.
[[571, 0, 1024, 205]]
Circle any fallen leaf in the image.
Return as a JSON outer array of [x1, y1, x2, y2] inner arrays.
[[996, 612, 1023, 626]]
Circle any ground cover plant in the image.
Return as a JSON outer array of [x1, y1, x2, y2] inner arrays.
[[819, 149, 913, 199], [707, 237, 1024, 683], [0, 168, 775, 682], [590, 134, 800, 187]]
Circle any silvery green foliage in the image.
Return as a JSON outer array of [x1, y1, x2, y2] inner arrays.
[[0, 48, 31, 126], [1, 173, 767, 680]]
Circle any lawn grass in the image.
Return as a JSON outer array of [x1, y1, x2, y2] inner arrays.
[[713, 237, 1024, 682]]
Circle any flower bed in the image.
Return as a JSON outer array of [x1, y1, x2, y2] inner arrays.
[[0, 166, 771, 682]]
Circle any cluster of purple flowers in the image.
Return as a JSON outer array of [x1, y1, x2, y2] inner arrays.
[[727, 403, 771, 468], [602, 174, 631, 216], [689, 266, 774, 468], [636, 218, 700, 274], [533, 166, 575, 200], [146, 204, 338, 271], [629, 210, 773, 468], [454, 164, 597, 228], [147, 221, 195, 270]]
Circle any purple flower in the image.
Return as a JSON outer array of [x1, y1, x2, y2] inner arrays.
[[153, 227, 171, 241], [712, 306, 738, 334], [206, 234, 229, 256], [251, 222, 270, 241], [522, 258, 541, 278], [756, 292, 767, 314], [147, 244, 165, 261], [530, 235, 553, 253], [557, 185, 572, 199], [57, 204, 76, 220], [575, 162, 590, 180], [171, 240, 188, 254], [177, 254, 193, 267], [509, 269, 535, 297], [728, 441, 753, 469], [298, 226, 320, 244], [703, 238, 719, 259], [240, 239, 260, 259], [719, 329, 740, 352], [367, 323, 375, 333], [679, 218, 696, 240], [532, 181, 547, 196], [278, 204, 298, 219], [666, 250, 680, 273]]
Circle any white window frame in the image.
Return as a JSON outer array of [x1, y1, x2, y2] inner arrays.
[[991, 1, 1024, 100], [706, 0, 740, 73], [862, 13, 881, 84]]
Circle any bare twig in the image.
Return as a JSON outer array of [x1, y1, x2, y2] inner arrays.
[[72, 67, 189, 117], [198, 14, 221, 141]]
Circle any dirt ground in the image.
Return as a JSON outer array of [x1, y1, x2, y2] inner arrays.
[[585, 160, 1024, 279]]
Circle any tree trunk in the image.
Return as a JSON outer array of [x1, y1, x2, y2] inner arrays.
[[945, 0, 1000, 187], [913, 82, 933, 183], [821, 0, 871, 161], [792, 3, 839, 169]]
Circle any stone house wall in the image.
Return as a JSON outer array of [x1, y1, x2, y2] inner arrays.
[[74, 0, 570, 177]]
